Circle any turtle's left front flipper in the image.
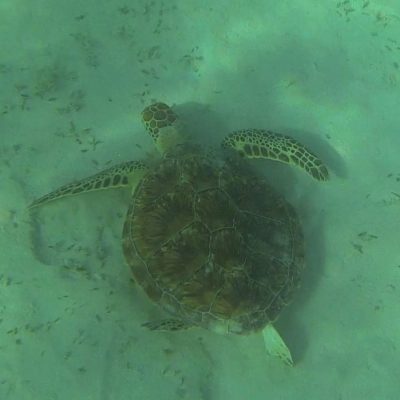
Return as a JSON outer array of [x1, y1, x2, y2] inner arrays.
[[29, 160, 148, 209], [222, 129, 329, 181]]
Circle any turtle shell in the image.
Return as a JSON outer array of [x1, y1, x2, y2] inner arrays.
[[122, 144, 304, 335]]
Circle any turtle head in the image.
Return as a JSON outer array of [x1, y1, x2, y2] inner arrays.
[[141, 102, 187, 154]]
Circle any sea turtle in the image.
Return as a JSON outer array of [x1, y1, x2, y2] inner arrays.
[[29, 102, 329, 365]]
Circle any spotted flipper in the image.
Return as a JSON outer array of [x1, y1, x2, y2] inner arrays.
[[142, 319, 193, 332], [222, 129, 329, 181], [29, 160, 148, 209]]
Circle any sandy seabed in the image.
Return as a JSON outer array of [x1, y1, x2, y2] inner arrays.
[[0, 1, 399, 399]]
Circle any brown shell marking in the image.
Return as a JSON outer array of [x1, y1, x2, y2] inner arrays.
[[123, 149, 304, 334]]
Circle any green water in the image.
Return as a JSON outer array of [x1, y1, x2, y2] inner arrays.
[[1, 0, 399, 399]]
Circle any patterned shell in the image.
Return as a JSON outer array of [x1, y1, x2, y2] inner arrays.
[[122, 144, 304, 335]]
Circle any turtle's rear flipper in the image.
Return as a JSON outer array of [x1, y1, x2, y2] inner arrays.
[[142, 319, 192, 331], [262, 324, 294, 366], [29, 160, 148, 209], [222, 129, 329, 181]]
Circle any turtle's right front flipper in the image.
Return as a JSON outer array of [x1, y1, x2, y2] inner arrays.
[[222, 129, 329, 181], [29, 160, 148, 209]]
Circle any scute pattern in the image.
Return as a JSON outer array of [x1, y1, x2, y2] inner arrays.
[[123, 145, 304, 334]]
